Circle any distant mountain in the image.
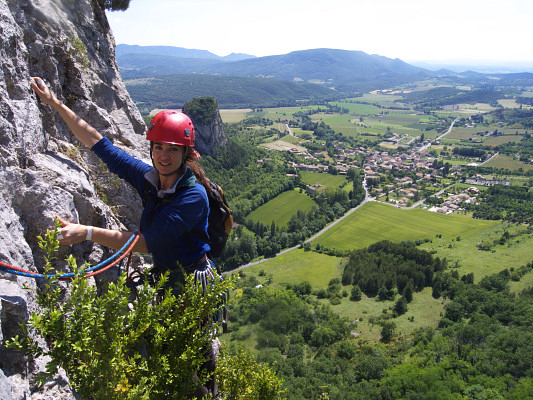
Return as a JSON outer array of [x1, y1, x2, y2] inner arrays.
[[222, 53, 257, 61], [116, 46, 431, 92], [116, 44, 256, 61], [201, 48, 427, 82]]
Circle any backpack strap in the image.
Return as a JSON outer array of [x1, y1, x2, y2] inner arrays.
[[141, 178, 209, 250]]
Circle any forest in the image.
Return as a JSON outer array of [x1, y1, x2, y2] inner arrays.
[[124, 74, 341, 113], [226, 243, 533, 399], [401, 87, 504, 108], [465, 185, 533, 224]]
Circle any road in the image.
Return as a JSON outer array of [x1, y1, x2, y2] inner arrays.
[[227, 179, 370, 273], [418, 118, 459, 152], [285, 123, 294, 136], [480, 152, 499, 166], [226, 117, 460, 273]]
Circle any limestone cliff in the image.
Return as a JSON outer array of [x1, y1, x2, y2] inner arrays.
[[0, 0, 149, 398], [182, 97, 228, 157]]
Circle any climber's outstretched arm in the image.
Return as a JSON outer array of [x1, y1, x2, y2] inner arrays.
[[55, 216, 149, 253], [31, 77, 103, 148]]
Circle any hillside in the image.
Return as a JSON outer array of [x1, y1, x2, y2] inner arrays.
[[125, 74, 343, 113], [117, 46, 431, 92]]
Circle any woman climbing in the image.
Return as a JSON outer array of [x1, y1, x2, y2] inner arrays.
[[30, 76, 218, 397]]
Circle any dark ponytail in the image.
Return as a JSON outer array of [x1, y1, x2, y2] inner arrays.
[[185, 150, 212, 195]]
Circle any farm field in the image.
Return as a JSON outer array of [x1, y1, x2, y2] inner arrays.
[[299, 170, 349, 189], [246, 189, 316, 227], [260, 139, 306, 152], [219, 109, 252, 123], [328, 101, 381, 115], [483, 134, 523, 146], [358, 93, 404, 106], [312, 201, 499, 251], [317, 115, 359, 137], [483, 154, 533, 171]]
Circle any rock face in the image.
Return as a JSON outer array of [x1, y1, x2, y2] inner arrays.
[[0, 0, 150, 397], [182, 97, 228, 157]]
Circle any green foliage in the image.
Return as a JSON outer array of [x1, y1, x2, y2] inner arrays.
[[100, 0, 131, 10], [217, 347, 287, 399], [342, 240, 446, 296], [7, 220, 247, 399], [228, 264, 533, 399], [124, 74, 340, 113], [402, 87, 504, 108], [183, 97, 219, 126], [67, 36, 89, 69], [466, 184, 533, 224]]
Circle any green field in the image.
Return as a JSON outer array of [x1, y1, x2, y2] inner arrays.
[[312, 201, 499, 251], [327, 287, 445, 341], [328, 101, 381, 115], [299, 171, 348, 189], [246, 189, 316, 227], [483, 154, 533, 171], [241, 248, 343, 290], [219, 109, 252, 123], [420, 223, 533, 282], [232, 206, 532, 341]]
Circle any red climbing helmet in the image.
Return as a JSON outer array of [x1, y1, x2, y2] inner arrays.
[[146, 110, 195, 147]]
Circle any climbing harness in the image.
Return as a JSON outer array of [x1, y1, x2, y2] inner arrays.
[[0, 232, 140, 281], [190, 256, 228, 333]]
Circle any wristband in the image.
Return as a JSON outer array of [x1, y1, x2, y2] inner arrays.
[[86, 226, 93, 241]]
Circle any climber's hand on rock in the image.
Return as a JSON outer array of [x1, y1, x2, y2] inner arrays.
[[31, 77, 58, 106], [55, 216, 86, 245]]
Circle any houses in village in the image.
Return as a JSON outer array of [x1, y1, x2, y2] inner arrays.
[[428, 191, 478, 214], [260, 137, 504, 215]]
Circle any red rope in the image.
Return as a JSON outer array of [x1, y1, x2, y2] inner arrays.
[[0, 233, 139, 281]]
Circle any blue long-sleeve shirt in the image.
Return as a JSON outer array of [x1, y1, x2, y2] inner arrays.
[[91, 137, 210, 270]]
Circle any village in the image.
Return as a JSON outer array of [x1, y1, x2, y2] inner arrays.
[[259, 138, 499, 215]]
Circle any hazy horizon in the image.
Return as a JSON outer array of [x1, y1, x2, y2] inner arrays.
[[108, 0, 533, 71]]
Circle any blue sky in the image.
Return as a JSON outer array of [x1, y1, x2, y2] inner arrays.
[[107, 0, 533, 65]]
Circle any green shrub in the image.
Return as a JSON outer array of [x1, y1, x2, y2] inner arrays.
[[6, 220, 286, 399], [217, 347, 286, 399]]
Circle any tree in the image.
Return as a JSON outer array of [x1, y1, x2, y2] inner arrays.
[[380, 321, 396, 343], [8, 223, 285, 399], [100, 0, 131, 10], [393, 296, 408, 316], [378, 285, 390, 301], [350, 284, 362, 301], [402, 281, 414, 303]]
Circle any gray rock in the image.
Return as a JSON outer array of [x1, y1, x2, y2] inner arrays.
[[0, 0, 150, 396]]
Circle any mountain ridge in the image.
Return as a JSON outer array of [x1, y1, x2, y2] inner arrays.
[[116, 45, 432, 91]]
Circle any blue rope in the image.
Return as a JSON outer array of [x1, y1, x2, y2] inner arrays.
[[0, 232, 139, 280]]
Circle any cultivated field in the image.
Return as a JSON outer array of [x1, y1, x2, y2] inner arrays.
[[312, 201, 499, 251], [219, 109, 253, 123], [483, 154, 533, 171], [241, 248, 343, 290], [299, 171, 349, 189], [260, 140, 306, 152], [246, 189, 316, 227]]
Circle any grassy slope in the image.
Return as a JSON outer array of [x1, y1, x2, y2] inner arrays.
[[242, 248, 344, 290]]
